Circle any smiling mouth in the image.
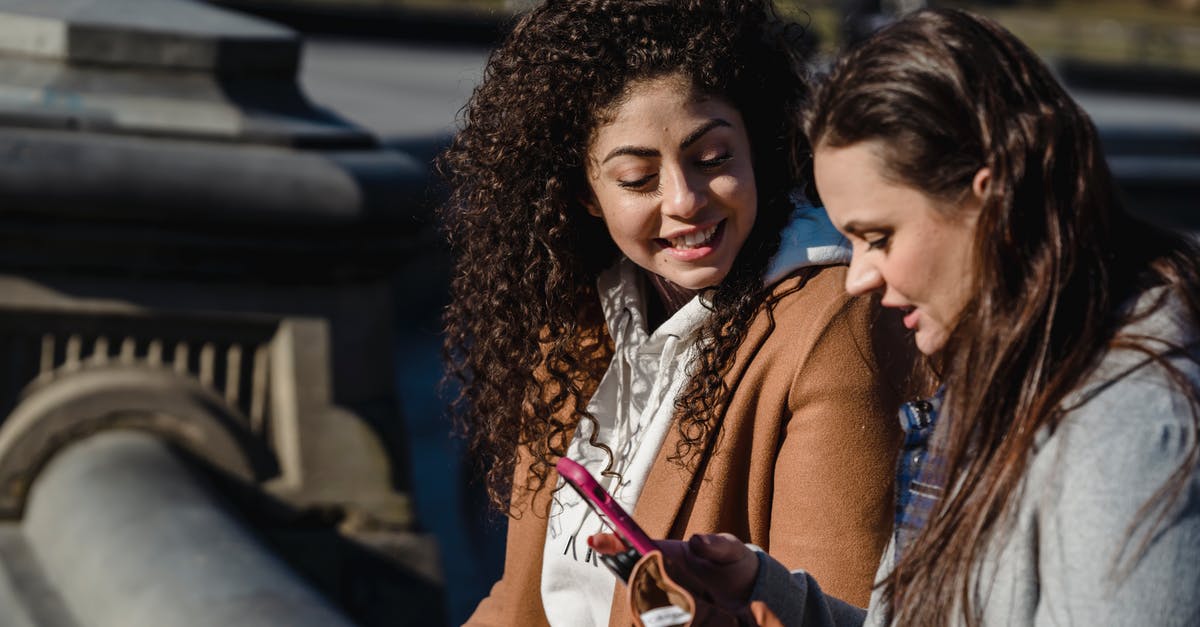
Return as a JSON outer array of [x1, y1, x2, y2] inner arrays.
[[658, 222, 722, 250]]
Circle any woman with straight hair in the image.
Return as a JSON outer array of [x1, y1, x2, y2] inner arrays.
[[598, 8, 1200, 626], [437, 0, 919, 625]]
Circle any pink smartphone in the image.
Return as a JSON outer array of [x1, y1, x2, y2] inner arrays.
[[556, 457, 657, 580]]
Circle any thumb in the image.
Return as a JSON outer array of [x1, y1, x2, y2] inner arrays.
[[687, 533, 748, 564]]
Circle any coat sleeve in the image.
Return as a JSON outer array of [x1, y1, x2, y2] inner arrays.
[[467, 330, 608, 626], [464, 455, 555, 627], [766, 285, 908, 608], [463, 513, 552, 626]]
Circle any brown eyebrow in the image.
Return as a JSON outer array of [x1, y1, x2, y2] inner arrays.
[[600, 118, 733, 164], [600, 146, 659, 164], [839, 220, 884, 235], [680, 118, 731, 149]]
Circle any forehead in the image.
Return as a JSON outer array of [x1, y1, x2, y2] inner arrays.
[[814, 141, 952, 232], [813, 143, 893, 218], [589, 75, 738, 147], [600, 74, 695, 119]]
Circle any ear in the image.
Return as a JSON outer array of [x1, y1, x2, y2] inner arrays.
[[971, 167, 991, 200], [580, 191, 603, 218]]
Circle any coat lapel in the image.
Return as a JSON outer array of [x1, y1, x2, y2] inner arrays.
[[629, 270, 811, 539]]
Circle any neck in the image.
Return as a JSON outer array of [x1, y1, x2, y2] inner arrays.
[[644, 271, 699, 328]]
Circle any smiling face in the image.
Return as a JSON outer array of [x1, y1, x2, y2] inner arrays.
[[583, 74, 757, 290], [814, 141, 984, 355]]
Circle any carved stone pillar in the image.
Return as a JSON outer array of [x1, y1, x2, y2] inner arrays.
[[0, 0, 442, 624]]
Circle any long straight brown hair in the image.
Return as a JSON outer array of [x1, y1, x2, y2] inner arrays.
[[806, 9, 1200, 626]]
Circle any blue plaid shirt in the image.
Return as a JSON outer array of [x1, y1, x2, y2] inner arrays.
[[894, 392, 945, 560]]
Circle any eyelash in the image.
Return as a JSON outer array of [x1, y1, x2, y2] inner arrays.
[[865, 235, 890, 251], [698, 153, 732, 169], [616, 153, 733, 190], [618, 175, 656, 190]]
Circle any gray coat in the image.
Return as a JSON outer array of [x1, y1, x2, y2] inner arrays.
[[754, 287, 1200, 626]]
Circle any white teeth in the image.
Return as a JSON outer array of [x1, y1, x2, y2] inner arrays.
[[668, 224, 718, 250]]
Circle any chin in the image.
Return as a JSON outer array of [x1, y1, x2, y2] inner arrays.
[[914, 329, 949, 356], [667, 269, 727, 291]]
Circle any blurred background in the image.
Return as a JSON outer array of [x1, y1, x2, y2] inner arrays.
[[184, 0, 1200, 622], [248, 0, 1197, 623], [0, 1, 1194, 626]]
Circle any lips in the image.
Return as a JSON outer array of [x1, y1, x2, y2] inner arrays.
[[666, 223, 719, 250], [654, 220, 726, 262], [901, 307, 920, 330]]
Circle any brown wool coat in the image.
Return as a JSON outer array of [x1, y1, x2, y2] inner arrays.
[[466, 265, 917, 627]]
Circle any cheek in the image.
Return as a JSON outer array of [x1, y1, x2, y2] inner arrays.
[[902, 252, 968, 319], [881, 252, 927, 299], [715, 172, 757, 222], [596, 199, 655, 242], [739, 183, 758, 218], [936, 232, 978, 312]]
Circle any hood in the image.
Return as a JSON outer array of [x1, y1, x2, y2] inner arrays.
[[764, 195, 851, 285]]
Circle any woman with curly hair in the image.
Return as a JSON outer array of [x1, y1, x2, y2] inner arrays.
[[618, 8, 1200, 626], [438, 0, 918, 624]]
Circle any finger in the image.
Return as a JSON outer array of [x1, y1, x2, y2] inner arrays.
[[652, 539, 690, 563], [750, 601, 786, 627], [587, 533, 627, 556], [687, 533, 750, 564]]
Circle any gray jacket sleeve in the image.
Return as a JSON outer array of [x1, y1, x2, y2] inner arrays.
[[750, 349, 1200, 627], [748, 550, 868, 627], [749, 289, 1200, 627], [1027, 354, 1200, 627]]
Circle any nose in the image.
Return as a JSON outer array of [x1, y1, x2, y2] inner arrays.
[[661, 168, 707, 219], [844, 254, 884, 296]]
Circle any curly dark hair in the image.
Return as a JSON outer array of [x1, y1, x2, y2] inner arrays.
[[438, 0, 812, 515]]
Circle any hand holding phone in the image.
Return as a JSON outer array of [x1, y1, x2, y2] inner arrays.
[[556, 457, 656, 581]]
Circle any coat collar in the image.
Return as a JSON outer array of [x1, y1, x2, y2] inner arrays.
[[630, 267, 819, 539], [616, 200, 845, 538]]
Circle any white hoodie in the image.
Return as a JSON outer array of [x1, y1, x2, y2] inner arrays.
[[540, 202, 851, 627]]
